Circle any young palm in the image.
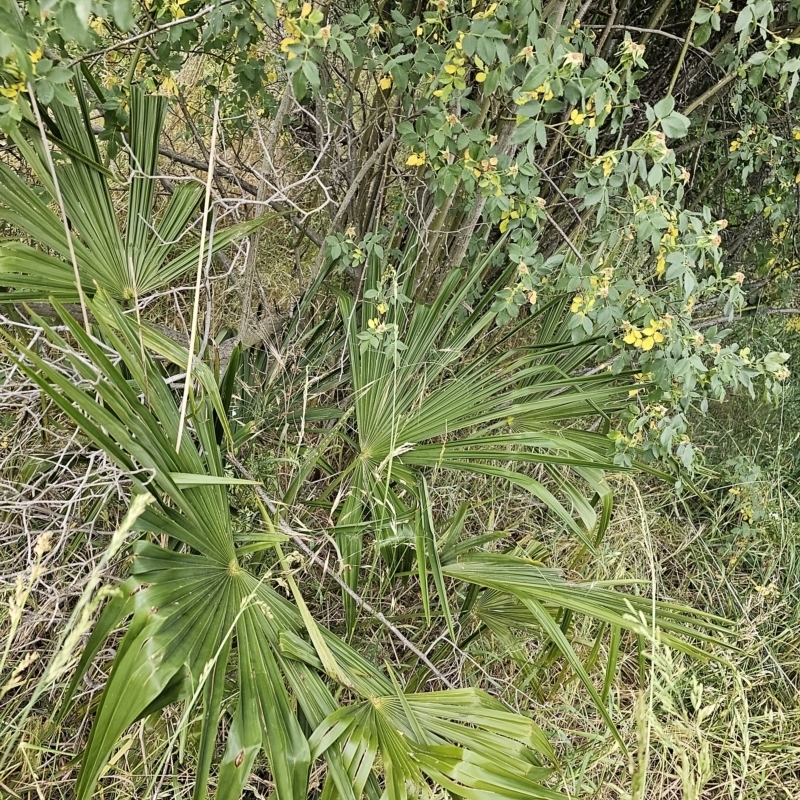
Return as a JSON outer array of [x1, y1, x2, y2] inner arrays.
[[0, 78, 262, 303]]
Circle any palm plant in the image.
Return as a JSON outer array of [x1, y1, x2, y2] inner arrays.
[[287, 241, 731, 737], [0, 255, 731, 798], [325, 244, 636, 615], [0, 78, 261, 303]]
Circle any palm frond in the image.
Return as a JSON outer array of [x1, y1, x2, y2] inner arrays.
[[0, 78, 265, 302]]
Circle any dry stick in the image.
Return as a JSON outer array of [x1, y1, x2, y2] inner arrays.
[[695, 306, 800, 329], [228, 454, 456, 689], [240, 85, 294, 340], [448, 196, 488, 271], [683, 71, 738, 116], [641, 0, 676, 46], [308, 136, 394, 280], [27, 84, 90, 333], [544, 0, 569, 42], [448, 117, 517, 272], [150, 142, 323, 248], [537, 160, 582, 225], [586, 23, 713, 59], [596, 0, 618, 57], [543, 208, 584, 262], [672, 124, 742, 156], [176, 99, 219, 454]]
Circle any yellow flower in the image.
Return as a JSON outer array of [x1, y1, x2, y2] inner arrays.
[[368, 318, 379, 330], [729, 139, 741, 152], [656, 251, 666, 277], [597, 154, 616, 176], [0, 82, 25, 99], [89, 16, 107, 35], [28, 47, 43, 64], [377, 302, 388, 314], [300, 2, 312, 18], [280, 37, 298, 52], [406, 152, 426, 167], [475, 71, 487, 82], [379, 75, 392, 90], [793, 128, 800, 140], [160, 75, 178, 96], [169, 0, 190, 18], [623, 328, 641, 345], [641, 320, 665, 346], [266, 70, 278, 82], [416, 25, 423, 35], [569, 108, 586, 126]]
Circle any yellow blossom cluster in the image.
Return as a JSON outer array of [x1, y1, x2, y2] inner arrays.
[[0, 81, 25, 99], [622, 318, 668, 351], [168, 0, 190, 18], [0, 47, 45, 100], [570, 293, 595, 316], [570, 261, 614, 315], [472, 2, 498, 20], [278, 3, 316, 59], [567, 19, 581, 35], [515, 81, 554, 105], [569, 98, 596, 128], [596, 152, 617, 176]]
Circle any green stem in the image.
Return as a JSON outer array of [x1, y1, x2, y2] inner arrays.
[[667, 3, 698, 96]]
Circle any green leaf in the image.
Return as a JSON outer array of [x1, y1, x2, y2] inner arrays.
[[112, 0, 134, 30], [653, 95, 675, 118], [660, 111, 691, 138]]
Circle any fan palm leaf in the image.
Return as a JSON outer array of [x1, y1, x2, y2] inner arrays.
[[331, 250, 635, 632], [0, 77, 265, 302]]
